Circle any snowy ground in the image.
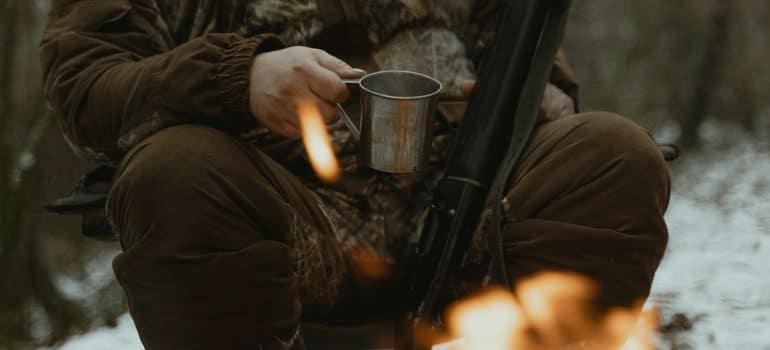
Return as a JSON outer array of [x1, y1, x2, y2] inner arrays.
[[649, 123, 770, 349], [51, 122, 770, 350], [53, 314, 142, 350]]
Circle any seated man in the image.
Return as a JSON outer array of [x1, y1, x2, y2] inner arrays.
[[40, 0, 669, 349]]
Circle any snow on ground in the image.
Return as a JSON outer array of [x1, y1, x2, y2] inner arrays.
[[52, 122, 770, 350], [53, 314, 142, 350], [648, 123, 770, 349]]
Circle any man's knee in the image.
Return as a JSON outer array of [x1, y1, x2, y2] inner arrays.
[[110, 125, 247, 215], [112, 125, 225, 199], [113, 124, 244, 191], [107, 124, 293, 247], [571, 112, 670, 207], [107, 125, 304, 348], [511, 111, 671, 241], [570, 112, 661, 160], [503, 112, 671, 308]]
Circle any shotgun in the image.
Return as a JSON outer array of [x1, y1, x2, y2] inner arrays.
[[396, 0, 573, 348]]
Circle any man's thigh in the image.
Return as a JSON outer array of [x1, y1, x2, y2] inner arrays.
[[502, 112, 670, 308], [107, 124, 346, 349]]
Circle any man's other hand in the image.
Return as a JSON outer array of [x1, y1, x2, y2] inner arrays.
[[459, 81, 576, 120], [249, 46, 366, 139], [539, 82, 575, 120]]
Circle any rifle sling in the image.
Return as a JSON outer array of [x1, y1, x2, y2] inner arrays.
[[485, 0, 573, 288]]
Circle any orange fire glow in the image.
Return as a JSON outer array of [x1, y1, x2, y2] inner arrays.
[[298, 101, 341, 183], [447, 289, 525, 350], [444, 272, 659, 350], [617, 306, 659, 350]]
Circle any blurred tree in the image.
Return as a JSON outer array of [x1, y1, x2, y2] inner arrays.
[[679, 0, 736, 147], [564, 0, 708, 128], [565, 0, 768, 142], [722, 0, 763, 134], [0, 0, 766, 347], [0, 0, 90, 347]]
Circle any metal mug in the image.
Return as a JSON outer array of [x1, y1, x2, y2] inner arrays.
[[336, 70, 442, 173]]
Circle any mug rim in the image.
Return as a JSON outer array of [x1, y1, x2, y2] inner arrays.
[[358, 70, 443, 101]]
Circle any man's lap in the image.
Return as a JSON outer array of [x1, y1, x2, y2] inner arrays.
[[106, 112, 669, 348], [107, 124, 344, 348]]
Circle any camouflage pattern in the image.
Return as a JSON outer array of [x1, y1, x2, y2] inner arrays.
[[286, 203, 347, 315], [52, 0, 499, 319], [155, 0, 421, 45], [147, 0, 501, 316], [161, 0, 501, 95], [372, 26, 476, 99], [39, 2, 588, 348]]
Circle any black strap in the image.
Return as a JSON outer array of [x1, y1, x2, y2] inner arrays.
[[485, 0, 573, 288]]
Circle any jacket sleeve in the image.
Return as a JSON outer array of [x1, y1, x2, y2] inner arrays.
[[551, 50, 580, 111], [39, 0, 284, 162]]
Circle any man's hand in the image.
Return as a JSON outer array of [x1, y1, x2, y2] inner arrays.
[[539, 82, 575, 120], [459, 81, 575, 120], [249, 46, 366, 139]]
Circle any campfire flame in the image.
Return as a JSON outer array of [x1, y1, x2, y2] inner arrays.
[[447, 289, 524, 350], [298, 101, 341, 183], [445, 272, 659, 350]]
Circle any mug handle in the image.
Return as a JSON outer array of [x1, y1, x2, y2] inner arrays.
[[336, 78, 362, 140]]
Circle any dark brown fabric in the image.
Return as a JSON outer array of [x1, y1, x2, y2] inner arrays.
[[551, 50, 580, 111], [39, 0, 579, 165], [502, 112, 669, 308], [39, 0, 285, 163], [107, 113, 669, 349], [40, 1, 664, 348], [108, 125, 326, 349]]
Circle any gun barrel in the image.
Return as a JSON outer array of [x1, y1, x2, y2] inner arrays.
[[396, 0, 573, 349]]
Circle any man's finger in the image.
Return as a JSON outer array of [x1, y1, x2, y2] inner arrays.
[[314, 98, 340, 124], [306, 63, 350, 103], [313, 49, 366, 78], [559, 100, 576, 119], [266, 117, 299, 139], [296, 92, 339, 125], [270, 102, 299, 131], [280, 119, 301, 139], [459, 80, 476, 99]]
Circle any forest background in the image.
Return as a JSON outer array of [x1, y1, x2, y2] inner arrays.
[[1, 0, 768, 348]]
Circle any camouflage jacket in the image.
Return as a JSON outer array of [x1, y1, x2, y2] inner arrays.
[[40, 0, 576, 166], [40, 1, 579, 348], [40, 0, 578, 256]]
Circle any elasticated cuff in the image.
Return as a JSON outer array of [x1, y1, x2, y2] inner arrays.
[[550, 51, 580, 112], [216, 34, 285, 131]]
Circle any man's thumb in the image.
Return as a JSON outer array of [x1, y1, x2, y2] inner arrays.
[[313, 49, 366, 78]]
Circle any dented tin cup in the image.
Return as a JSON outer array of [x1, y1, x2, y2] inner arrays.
[[336, 70, 442, 173]]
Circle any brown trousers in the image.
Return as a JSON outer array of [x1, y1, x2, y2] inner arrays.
[[107, 112, 670, 349]]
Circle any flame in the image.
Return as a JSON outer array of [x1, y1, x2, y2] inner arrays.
[[349, 249, 393, 280], [447, 288, 525, 350], [443, 272, 660, 350], [298, 101, 341, 183], [618, 306, 659, 350], [515, 272, 600, 348]]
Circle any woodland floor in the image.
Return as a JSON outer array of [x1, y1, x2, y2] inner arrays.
[[649, 121, 770, 349]]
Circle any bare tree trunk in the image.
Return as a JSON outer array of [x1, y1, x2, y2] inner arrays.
[[724, 1, 757, 134], [0, 0, 19, 229], [0, 0, 30, 334], [729, 73, 757, 133], [678, 0, 735, 147], [0, 0, 90, 346]]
